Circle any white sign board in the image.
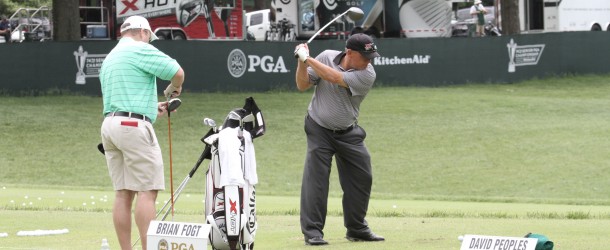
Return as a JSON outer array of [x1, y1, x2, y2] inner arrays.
[[147, 220, 211, 250], [460, 234, 538, 250]]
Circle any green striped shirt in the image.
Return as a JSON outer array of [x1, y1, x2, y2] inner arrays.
[[100, 37, 180, 123]]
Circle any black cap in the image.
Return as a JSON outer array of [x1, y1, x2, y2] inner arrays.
[[346, 33, 380, 59]]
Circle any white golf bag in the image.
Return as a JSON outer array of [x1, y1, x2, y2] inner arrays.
[[203, 97, 265, 250]]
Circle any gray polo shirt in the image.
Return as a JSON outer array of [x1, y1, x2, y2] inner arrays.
[[307, 50, 376, 130]]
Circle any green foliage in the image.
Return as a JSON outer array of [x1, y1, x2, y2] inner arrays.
[[1, 0, 52, 17]]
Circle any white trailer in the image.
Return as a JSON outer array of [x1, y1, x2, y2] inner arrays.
[[520, 0, 610, 32]]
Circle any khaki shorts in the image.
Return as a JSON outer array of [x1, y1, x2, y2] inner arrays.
[[101, 116, 165, 191]]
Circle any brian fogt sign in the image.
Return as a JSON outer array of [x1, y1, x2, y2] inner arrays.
[[147, 220, 211, 250]]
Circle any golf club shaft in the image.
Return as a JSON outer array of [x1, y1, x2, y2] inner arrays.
[[160, 180, 188, 221], [307, 9, 351, 43], [167, 100, 175, 220], [155, 145, 209, 218], [132, 146, 209, 248], [132, 177, 189, 247]]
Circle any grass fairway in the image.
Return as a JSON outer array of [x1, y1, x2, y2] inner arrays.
[[2, 74, 610, 248], [1, 187, 610, 249]]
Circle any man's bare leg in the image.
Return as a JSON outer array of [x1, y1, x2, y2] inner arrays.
[[135, 190, 158, 250], [114, 190, 136, 250]]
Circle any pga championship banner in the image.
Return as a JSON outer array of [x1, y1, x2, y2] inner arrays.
[[2, 32, 610, 95]]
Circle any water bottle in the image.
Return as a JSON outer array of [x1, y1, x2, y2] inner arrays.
[[101, 238, 110, 250]]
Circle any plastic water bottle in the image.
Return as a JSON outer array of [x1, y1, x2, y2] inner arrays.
[[101, 238, 110, 250]]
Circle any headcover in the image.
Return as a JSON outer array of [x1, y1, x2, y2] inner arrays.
[[525, 233, 554, 250], [242, 97, 265, 139], [220, 97, 266, 139]]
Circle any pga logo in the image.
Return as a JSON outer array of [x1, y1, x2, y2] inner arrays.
[[227, 49, 289, 78]]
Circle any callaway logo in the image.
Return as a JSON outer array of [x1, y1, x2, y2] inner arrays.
[[323, 0, 338, 10], [227, 49, 289, 78], [247, 189, 256, 233], [230, 199, 237, 213], [120, 0, 138, 15]]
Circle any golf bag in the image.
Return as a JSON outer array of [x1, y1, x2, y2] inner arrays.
[[203, 97, 265, 250]]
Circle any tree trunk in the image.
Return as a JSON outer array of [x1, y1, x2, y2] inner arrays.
[[52, 0, 80, 41], [500, 0, 520, 35], [254, 0, 267, 10]]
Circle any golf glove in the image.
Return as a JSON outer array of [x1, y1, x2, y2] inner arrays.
[[164, 84, 179, 98], [294, 46, 309, 63]]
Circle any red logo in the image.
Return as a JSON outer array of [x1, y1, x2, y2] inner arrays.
[[230, 199, 237, 213], [120, 0, 139, 15]]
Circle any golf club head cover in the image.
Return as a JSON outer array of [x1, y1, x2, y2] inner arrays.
[[200, 128, 216, 160], [97, 143, 105, 155], [242, 97, 265, 139], [524, 233, 554, 250], [222, 108, 248, 129]]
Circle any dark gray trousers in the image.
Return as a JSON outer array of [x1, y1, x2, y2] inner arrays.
[[300, 115, 373, 238]]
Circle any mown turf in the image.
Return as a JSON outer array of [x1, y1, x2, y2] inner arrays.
[[2, 75, 610, 203], [1, 187, 610, 249], [2, 74, 610, 248]]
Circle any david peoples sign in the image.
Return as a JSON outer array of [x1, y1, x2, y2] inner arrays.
[[460, 234, 538, 250], [147, 220, 211, 250]]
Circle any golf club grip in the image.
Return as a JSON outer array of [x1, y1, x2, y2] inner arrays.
[[188, 145, 211, 177]]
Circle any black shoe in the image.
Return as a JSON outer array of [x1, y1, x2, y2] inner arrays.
[[346, 231, 385, 242], [305, 236, 329, 246]]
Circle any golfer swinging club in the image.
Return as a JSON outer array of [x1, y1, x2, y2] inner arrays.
[[99, 15, 185, 250], [293, 33, 385, 246]]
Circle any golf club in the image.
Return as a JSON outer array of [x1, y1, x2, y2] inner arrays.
[[307, 7, 364, 43], [133, 140, 212, 248], [134, 118, 217, 247], [166, 97, 178, 221]]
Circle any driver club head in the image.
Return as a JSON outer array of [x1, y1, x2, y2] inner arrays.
[[176, 0, 204, 27], [346, 7, 364, 21], [168, 98, 182, 112]]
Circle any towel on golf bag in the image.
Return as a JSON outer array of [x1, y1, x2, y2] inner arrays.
[[525, 233, 553, 250], [242, 132, 258, 184], [217, 127, 258, 187]]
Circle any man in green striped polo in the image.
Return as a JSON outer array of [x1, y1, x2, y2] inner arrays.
[[99, 15, 185, 250]]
